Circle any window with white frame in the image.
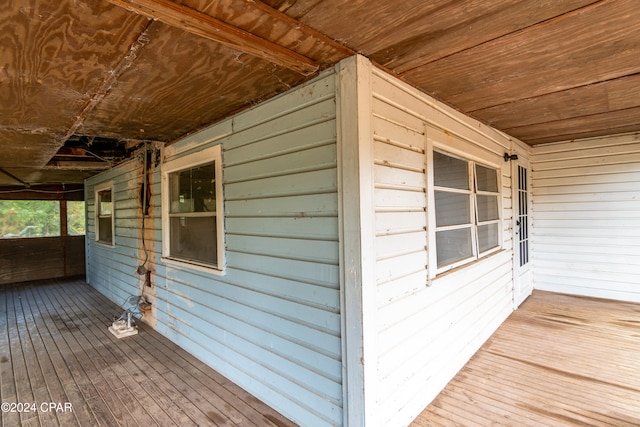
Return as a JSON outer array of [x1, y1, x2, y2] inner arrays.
[[432, 150, 501, 272], [162, 145, 224, 271], [94, 182, 114, 245]]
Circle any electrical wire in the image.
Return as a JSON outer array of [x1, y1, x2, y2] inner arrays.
[[113, 295, 147, 323], [0, 188, 84, 194], [139, 142, 150, 270], [79, 147, 112, 165]]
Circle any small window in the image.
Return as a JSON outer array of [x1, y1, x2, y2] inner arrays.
[[95, 182, 114, 245], [433, 151, 501, 271], [67, 201, 86, 236], [162, 145, 224, 271]]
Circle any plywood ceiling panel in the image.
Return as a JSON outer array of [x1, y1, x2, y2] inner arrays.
[[0, 0, 149, 168], [0, 1, 149, 127], [77, 21, 306, 141], [0, 132, 62, 168]]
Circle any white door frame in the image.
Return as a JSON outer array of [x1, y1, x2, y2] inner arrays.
[[512, 156, 533, 308]]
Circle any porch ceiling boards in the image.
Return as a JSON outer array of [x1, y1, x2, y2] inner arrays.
[[411, 291, 640, 426], [0, 278, 296, 427], [1, 0, 640, 186]]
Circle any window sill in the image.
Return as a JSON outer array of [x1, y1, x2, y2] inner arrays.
[[162, 256, 226, 276], [429, 248, 505, 285]]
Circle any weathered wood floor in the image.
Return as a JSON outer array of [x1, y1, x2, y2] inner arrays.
[[0, 278, 296, 427], [412, 291, 640, 426]]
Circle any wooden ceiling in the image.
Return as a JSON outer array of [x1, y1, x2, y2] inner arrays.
[[1, 0, 638, 187]]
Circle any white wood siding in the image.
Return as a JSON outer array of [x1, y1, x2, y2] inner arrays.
[[531, 132, 640, 302], [369, 65, 519, 427], [87, 72, 342, 427]]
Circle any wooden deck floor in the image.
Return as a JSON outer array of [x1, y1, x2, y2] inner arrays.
[[412, 291, 640, 427], [0, 278, 297, 427]]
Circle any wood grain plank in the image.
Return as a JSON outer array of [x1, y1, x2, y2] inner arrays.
[[69, 280, 295, 427], [279, 0, 594, 71], [8, 288, 38, 425], [27, 285, 97, 397], [474, 352, 640, 418], [402, 0, 640, 112], [65, 280, 272, 424], [450, 360, 634, 426], [0, 286, 21, 427], [57, 286, 214, 427], [370, 0, 598, 71], [43, 285, 149, 427], [46, 280, 189, 426], [1, 278, 300, 427], [472, 74, 640, 129], [504, 107, 640, 144], [0, 238, 64, 285], [19, 286, 77, 427], [411, 290, 640, 426], [434, 379, 544, 427], [35, 285, 120, 427], [46, 308, 161, 427], [22, 285, 96, 427], [65, 279, 292, 426]]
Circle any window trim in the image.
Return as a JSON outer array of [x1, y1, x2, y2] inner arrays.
[[161, 144, 225, 274], [427, 135, 502, 279], [94, 181, 115, 246]]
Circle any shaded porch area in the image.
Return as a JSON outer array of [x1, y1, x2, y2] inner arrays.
[[0, 278, 296, 427], [412, 291, 640, 426]]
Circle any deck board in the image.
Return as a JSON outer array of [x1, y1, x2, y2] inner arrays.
[[412, 291, 640, 426], [0, 278, 297, 427]]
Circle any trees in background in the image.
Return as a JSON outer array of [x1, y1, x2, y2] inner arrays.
[[0, 200, 85, 238], [67, 201, 86, 235]]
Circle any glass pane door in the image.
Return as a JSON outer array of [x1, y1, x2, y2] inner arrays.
[[517, 165, 529, 267]]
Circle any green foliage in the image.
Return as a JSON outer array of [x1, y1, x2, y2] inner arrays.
[[0, 200, 61, 238], [0, 200, 86, 238], [67, 201, 86, 235]]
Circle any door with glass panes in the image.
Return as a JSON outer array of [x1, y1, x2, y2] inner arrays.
[[513, 157, 533, 307]]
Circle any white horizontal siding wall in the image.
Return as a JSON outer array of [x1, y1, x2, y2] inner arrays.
[[368, 64, 518, 426], [157, 71, 342, 427], [531, 132, 640, 302]]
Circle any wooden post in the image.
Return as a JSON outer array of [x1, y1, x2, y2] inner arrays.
[[60, 199, 68, 276]]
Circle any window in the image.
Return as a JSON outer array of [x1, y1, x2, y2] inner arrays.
[[0, 200, 60, 238], [95, 182, 114, 245], [162, 145, 224, 271], [432, 151, 501, 272], [67, 201, 86, 236]]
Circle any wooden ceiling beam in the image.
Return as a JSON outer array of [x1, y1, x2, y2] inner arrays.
[[233, 0, 354, 59], [42, 161, 111, 171], [107, 0, 320, 75]]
